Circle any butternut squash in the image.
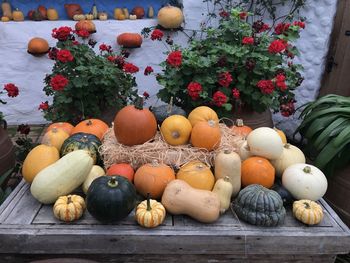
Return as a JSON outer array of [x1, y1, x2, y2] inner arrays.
[[82, 165, 105, 194], [161, 179, 220, 223], [212, 176, 233, 214], [214, 150, 241, 197], [1, 0, 12, 19], [30, 150, 93, 204]]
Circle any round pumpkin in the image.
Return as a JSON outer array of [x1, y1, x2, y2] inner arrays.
[[187, 106, 219, 127], [135, 194, 166, 228], [1, 16, 10, 22], [117, 33, 142, 48], [53, 195, 85, 222], [12, 8, 24, 21], [75, 20, 96, 33], [134, 161, 175, 199], [241, 156, 275, 189], [60, 132, 102, 165], [231, 119, 252, 138], [41, 127, 70, 151], [160, 115, 192, 146], [157, 5, 184, 29], [271, 183, 294, 206], [176, 160, 215, 191], [190, 120, 221, 151], [86, 176, 137, 222], [22, 144, 60, 183], [113, 97, 157, 146], [72, 119, 108, 141], [131, 6, 145, 19], [293, 199, 324, 225], [106, 163, 135, 182], [274, 127, 287, 144], [47, 122, 74, 135], [47, 8, 59, 20], [27, 37, 50, 56]]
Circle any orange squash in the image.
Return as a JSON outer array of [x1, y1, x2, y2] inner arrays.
[[134, 160, 175, 199], [75, 20, 96, 33], [241, 157, 275, 189], [117, 33, 143, 48], [113, 96, 157, 146], [72, 119, 109, 140], [157, 5, 184, 29], [27, 37, 50, 56], [231, 119, 252, 138], [41, 127, 70, 151], [12, 8, 24, 21], [187, 106, 219, 127], [176, 160, 215, 191], [160, 115, 192, 146], [106, 163, 135, 182], [47, 122, 74, 135], [190, 120, 221, 151]]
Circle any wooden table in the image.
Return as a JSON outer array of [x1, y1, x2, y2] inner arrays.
[[0, 180, 349, 263]]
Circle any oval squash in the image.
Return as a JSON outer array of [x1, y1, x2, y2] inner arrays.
[[212, 176, 233, 214], [82, 165, 105, 194]]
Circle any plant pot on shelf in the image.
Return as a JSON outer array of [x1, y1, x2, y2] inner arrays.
[[0, 121, 16, 177], [231, 105, 273, 129]]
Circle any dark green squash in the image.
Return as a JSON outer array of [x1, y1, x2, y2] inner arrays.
[[271, 183, 294, 207], [60, 132, 101, 165], [233, 184, 286, 226], [86, 176, 137, 223], [150, 104, 186, 125]]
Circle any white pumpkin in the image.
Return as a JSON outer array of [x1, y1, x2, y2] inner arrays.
[[247, 127, 283, 160], [270, 144, 306, 177], [282, 163, 328, 201], [238, 140, 253, 161]]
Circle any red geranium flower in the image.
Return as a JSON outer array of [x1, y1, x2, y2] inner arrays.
[[219, 10, 229, 18], [213, 91, 227, 107], [218, 72, 233, 87], [275, 74, 287, 91], [268, 39, 287, 54], [56, 49, 74, 63], [50, 74, 69, 91], [52, 26, 72, 41], [274, 23, 290, 35], [143, 91, 150, 99], [232, 88, 240, 99], [123, 63, 139, 74], [144, 66, 154, 75], [4, 83, 19, 97], [99, 43, 112, 52], [166, 51, 182, 67], [38, 101, 49, 111], [257, 80, 275, 94], [293, 21, 305, 29], [187, 82, 203, 100], [75, 29, 90, 39], [151, 29, 164, 41], [107, 56, 116, 62], [242, 36, 254, 45], [239, 12, 248, 20]]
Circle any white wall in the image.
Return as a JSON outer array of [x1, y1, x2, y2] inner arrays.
[[0, 0, 338, 137]]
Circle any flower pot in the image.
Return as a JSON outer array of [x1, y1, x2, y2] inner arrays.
[[231, 105, 273, 129], [0, 121, 16, 176]]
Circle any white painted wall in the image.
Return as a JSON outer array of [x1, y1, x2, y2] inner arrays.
[[0, 0, 338, 137]]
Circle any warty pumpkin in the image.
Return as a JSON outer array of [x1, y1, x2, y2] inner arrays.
[[241, 156, 275, 189], [113, 96, 157, 146], [72, 118, 108, 140], [47, 122, 74, 135], [190, 120, 221, 151], [176, 160, 215, 191], [117, 33, 143, 48], [187, 106, 219, 127], [41, 127, 70, 151], [53, 195, 86, 222], [293, 199, 323, 225], [134, 160, 175, 199], [231, 119, 252, 138], [27, 37, 50, 56], [135, 193, 166, 228], [75, 20, 96, 33], [160, 115, 192, 146], [157, 5, 184, 29]]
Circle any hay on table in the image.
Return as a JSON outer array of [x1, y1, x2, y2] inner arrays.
[[100, 124, 242, 169]]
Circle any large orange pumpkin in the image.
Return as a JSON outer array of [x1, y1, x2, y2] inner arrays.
[[72, 119, 109, 140], [241, 157, 275, 189], [231, 119, 252, 138], [113, 97, 157, 146], [117, 33, 143, 48], [187, 106, 219, 127], [27, 37, 50, 56], [47, 122, 74, 135], [106, 163, 135, 182], [75, 20, 96, 33], [134, 161, 175, 199], [190, 120, 221, 151]]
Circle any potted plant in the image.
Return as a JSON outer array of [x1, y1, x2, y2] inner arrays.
[[294, 94, 350, 226], [40, 26, 138, 124]]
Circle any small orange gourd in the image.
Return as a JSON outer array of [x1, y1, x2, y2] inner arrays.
[[12, 8, 24, 21], [106, 163, 135, 182], [27, 37, 50, 56], [190, 120, 221, 151], [241, 156, 275, 189], [72, 119, 109, 140], [135, 193, 166, 228], [187, 106, 219, 127], [53, 195, 86, 222], [41, 127, 70, 151], [157, 5, 184, 29], [47, 122, 74, 135], [231, 119, 252, 137]]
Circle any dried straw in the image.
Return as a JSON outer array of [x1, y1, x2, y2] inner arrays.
[[100, 123, 242, 170]]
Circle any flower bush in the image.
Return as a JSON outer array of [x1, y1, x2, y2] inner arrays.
[[41, 26, 138, 124], [0, 83, 20, 124], [147, 9, 304, 118]]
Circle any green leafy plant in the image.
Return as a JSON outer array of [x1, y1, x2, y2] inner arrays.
[[147, 9, 304, 118], [294, 94, 350, 177], [40, 26, 138, 124]]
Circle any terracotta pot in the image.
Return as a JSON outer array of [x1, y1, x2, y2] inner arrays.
[[230, 105, 273, 129], [0, 120, 16, 176]]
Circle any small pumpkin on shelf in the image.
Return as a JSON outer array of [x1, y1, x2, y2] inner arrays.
[[131, 6, 145, 19], [135, 193, 166, 228], [98, 12, 108, 20], [12, 8, 24, 21], [53, 195, 86, 222], [117, 33, 143, 48], [85, 13, 94, 20], [65, 3, 83, 19], [157, 5, 184, 29], [73, 14, 86, 21], [293, 200, 324, 225], [231, 119, 252, 138], [1, 16, 10, 22], [47, 8, 59, 21]]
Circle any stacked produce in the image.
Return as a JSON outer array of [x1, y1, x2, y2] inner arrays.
[[22, 101, 327, 227]]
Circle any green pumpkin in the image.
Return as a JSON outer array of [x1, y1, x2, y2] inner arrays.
[[233, 184, 286, 227], [60, 132, 102, 165], [150, 104, 186, 125], [86, 176, 137, 222], [271, 182, 294, 207]]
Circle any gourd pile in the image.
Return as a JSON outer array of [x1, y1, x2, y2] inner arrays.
[[23, 101, 327, 227]]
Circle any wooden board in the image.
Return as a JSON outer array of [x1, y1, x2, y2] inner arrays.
[[0, 180, 349, 263]]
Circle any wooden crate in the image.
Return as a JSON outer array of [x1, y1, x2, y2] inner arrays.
[[0, 180, 349, 263]]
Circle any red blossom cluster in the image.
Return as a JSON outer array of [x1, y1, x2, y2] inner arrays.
[[187, 82, 203, 100], [56, 49, 74, 63], [218, 72, 233, 87], [123, 63, 139, 74], [99, 43, 112, 52], [52, 26, 72, 41], [166, 51, 182, 67], [75, 29, 90, 39], [268, 39, 288, 54], [151, 29, 164, 41], [212, 91, 227, 107], [50, 74, 69, 91], [4, 83, 19, 97], [38, 101, 49, 111], [257, 73, 288, 94], [144, 66, 154, 75], [242, 36, 254, 45]]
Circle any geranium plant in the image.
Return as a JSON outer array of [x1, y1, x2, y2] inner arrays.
[[40, 26, 138, 124], [145, 9, 305, 118], [0, 83, 20, 125]]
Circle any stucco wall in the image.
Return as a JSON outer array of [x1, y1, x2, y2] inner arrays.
[[0, 0, 337, 137]]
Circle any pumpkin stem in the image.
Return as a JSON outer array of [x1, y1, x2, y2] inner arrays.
[[303, 166, 312, 174], [224, 176, 230, 182], [171, 131, 180, 139], [86, 119, 93, 126], [108, 176, 119, 188], [80, 135, 89, 143], [67, 195, 72, 204], [284, 143, 291, 149], [208, 120, 216, 127], [223, 149, 231, 154], [236, 119, 244, 127], [134, 95, 144, 110], [151, 159, 159, 167], [303, 201, 311, 209], [146, 193, 152, 211]]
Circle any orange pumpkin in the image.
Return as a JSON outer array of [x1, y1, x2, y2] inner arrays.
[[106, 163, 135, 182], [134, 160, 175, 199], [160, 115, 192, 146], [27, 37, 50, 56], [113, 97, 157, 146], [117, 33, 143, 48], [72, 119, 109, 140], [190, 120, 221, 151], [75, 20, 96, 33], [41, 127, 70, 151], [187, 106, 219, 127], [231, 119, 252, 138], [241, 157, 275, 189], [47, 122, 74, 135], [176, 160, 215, 191], [131, 6, 145, 19]]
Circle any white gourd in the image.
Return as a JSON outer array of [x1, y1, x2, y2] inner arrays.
[[212, 176, 233, 214], [238, 140, 253, 161], [82, 165, 105, 194]]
